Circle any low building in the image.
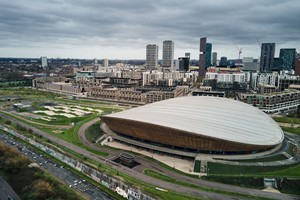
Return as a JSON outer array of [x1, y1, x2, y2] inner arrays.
[[192, 91, 225, 97], [258, 84, 278, 94], [238, 90, 300, 114]]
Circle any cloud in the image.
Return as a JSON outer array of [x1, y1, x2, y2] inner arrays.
[[0, 0, 299, 59]]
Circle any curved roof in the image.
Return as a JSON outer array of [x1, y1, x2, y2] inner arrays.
[[106, 96, 284, 146]]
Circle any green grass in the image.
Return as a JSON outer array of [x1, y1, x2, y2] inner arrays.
[[281, 127, 300, 136], [0, 110, 109, 157], [30, 114, 89, 125], [202, 176, 264, 189], [207, 162, 300, 177], [37, 113, 109, 157], [85, 121, 102, 143], [273, 116, 300, 124], [260, 164, 300, 177], [234, 154, 288, 162], [143, 169, 272, 200], [194, 160, 201, 172]]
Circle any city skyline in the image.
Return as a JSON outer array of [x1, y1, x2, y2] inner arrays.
[[0, 0, 299, 59]]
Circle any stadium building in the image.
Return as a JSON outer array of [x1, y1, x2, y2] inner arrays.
[[101, 96, 284, 159]]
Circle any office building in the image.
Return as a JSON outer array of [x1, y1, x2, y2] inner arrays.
[[260, 43, 275, 72], [162, 40, 174, 69], [279, 48, 296, 70], [212, 52, 217, 66], [146, 44, 159, 70], [220, 56, 227, 66], [206, 43, 212, 68]]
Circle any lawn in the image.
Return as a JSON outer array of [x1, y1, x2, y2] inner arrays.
[[207, 162, 300, 177], [273, 116, 300, 124], [85, 121, 103, 143], [281, 127, 300, 136]]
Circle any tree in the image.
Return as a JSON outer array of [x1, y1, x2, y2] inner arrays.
[[33, 180, 54, 199]]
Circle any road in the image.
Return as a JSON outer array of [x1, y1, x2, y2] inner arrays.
[[1, 113, 299, 200], [0, 133, 114, 200], [79, 118, 300, 200], [0, 177, 20, 200]]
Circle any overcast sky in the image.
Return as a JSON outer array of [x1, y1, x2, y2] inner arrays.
[[0, 0, 299, 60]]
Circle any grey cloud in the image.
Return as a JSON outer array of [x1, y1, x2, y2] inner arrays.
[[0, 0, 299, 59]]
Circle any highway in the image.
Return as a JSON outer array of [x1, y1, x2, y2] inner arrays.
[[1, 113, 300, 200], [0, 177, 20, 200], [0, 133, 114, 200]]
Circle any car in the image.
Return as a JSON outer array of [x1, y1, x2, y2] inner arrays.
[[8, 195, 15, 200]]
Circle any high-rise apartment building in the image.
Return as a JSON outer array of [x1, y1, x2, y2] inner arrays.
[[162, 40, 174, 69], [146, 44, 159, 70], [103, 58, 109, 68], [205, 43, 212, 68], [199, 37, 207, 78], [212, 52, 217, 66], [41, 56, 47, 68], [260, 43, 275, 72], [279, 48, 296, 71]]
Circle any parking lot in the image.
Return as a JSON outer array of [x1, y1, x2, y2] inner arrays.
[[0, 133, 114, 200]]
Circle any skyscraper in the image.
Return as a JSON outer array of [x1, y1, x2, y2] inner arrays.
[[279, 48, 296, 70], [212, 52, 217, 66], [146, 44, 159, 70], [41, 56, 47, 68], [260, 43, 275, 72], [205, 43, 212, 68], [199, 37, 206, 78], [162, 40, 174, 69], [220, 57, 227, 66]]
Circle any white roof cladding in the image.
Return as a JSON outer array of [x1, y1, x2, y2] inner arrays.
[[105, 96, 284, 146]]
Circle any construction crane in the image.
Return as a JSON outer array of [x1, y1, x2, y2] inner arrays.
[[234, 44, 242, 66]]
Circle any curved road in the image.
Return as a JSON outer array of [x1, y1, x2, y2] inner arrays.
[[78, 118, 299, 200], [1, 113, 299, 200]]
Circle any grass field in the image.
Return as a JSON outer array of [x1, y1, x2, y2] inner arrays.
[[273, 116, 300, 124], [207, 162, 300, 177], [281, 127, 300, 136], [85, 121, 102, 143], [235, 154, 288, 162]]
